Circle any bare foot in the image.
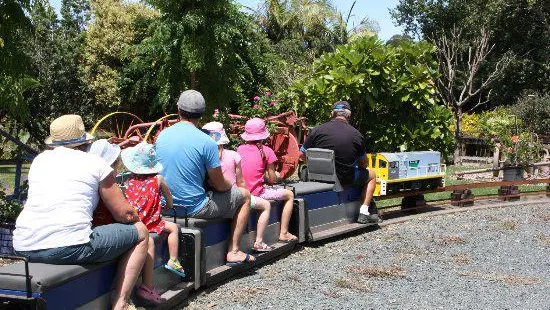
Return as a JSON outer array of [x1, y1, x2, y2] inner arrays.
[[226, 250, 255, 263], [279, 231, 297, 242]]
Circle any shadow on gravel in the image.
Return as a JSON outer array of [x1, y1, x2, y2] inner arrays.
[[306, 225, 380, 248], [380, 205, 447, 221], [176, 246, 307, 309]]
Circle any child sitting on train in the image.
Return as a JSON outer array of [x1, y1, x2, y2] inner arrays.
[[121, 142, 184, 305], [202, 121, 274, 252], [237, 118, 297, 243]]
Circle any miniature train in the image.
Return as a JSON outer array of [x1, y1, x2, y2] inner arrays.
[[368, 151, 446, 196], [0, 149, 446, 309]]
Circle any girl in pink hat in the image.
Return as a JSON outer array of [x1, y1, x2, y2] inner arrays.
[[203, 121, 274, 252], [237, 118, 297, 243]]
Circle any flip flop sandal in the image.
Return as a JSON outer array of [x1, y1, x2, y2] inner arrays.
[[278, 236, 298, 243], [253, 242, 274, 252], [136, 285, 163, 305], [226, 252, 254, 267], [164, 259, 186, 278]]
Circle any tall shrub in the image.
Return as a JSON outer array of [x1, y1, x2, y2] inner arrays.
[[286, 36, 453, 157]]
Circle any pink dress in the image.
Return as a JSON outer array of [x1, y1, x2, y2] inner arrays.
[[237, 144, 277, 196], [220, 149, 241, 186], [124, 175, 165, 234]]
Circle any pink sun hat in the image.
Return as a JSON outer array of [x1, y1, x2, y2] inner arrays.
[[241, 118, 270, 141]]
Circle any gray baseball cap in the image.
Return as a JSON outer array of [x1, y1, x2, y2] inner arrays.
[[177, 90, 206, 114]]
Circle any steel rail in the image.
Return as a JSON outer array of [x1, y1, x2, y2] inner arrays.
[[378, 178, 550, 200]]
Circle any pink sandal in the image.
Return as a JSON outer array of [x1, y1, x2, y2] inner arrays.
[[136, 284, 163, 305]]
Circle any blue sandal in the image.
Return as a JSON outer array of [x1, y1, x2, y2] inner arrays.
[[226, 253, 253, 267], [164, 259, 185, 277]]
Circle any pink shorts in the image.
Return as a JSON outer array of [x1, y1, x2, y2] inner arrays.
[[258, 186, 286, 200]]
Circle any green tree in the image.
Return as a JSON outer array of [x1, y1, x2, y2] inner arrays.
[[391, 0, 550, 108], [0, 0, 37, 121], [83, 0, 157, 114], [250, 0, 379, 92], [287, 36, 454, 157], [120, 0, 271, 116], [24, 0, 95, 142]]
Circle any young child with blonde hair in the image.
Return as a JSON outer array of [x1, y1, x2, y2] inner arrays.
[[202, 122, 273, 252]]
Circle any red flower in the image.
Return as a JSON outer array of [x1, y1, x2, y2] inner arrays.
[[269, 101, 275, 106], [253, 104, 259, 109], [266, 91, 271, 97], [507, 147, 514, 153], [253, 95, 260, 101], [511, 136, 519, 143]]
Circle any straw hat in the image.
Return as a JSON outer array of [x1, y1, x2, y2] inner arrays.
[[44, 115, 95, 147], [121, 142, 163, 175], [202, 121, 230, 145], [89, 139, 121, 166], [241, 118, 269, 142]]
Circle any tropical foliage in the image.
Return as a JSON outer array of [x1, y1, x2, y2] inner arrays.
[[286, 36, 454, 156]]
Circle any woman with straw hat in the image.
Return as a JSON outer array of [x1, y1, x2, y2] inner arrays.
[[13, 115, 149, 310]]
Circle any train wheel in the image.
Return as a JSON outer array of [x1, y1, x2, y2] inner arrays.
[[91, 112, 146, 148]]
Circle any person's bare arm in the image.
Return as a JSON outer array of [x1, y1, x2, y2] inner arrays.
[[207, 167, 232, 192], [99, 172, 139, 223], [266, 163, 278, 185], [158, 175, 173, 210], [235, 162, 246, 188]]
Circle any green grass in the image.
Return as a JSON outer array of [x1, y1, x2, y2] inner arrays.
[[0, 165, 30, 193], [376, 165, 547, 208]]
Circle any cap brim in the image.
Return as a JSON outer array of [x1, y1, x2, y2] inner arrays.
[[45, 133, 95, 148]]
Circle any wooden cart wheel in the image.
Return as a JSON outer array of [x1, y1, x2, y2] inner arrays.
[[144, 114, 179, 144], [91, 112, 146, 148]]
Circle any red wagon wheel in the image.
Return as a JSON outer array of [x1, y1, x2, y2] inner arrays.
[[91, 112, 147, 148]]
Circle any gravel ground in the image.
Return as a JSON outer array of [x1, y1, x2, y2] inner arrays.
[[182, 202, 550, 309]]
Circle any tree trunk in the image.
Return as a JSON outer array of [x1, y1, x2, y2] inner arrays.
[[453, 106, 463, 165], [189, 71, 197, 89]]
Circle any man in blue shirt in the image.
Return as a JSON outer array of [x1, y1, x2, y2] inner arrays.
[[301, 101, 381, 224], [156, 90, 255, 265]]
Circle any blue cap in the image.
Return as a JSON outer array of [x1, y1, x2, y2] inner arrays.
[[333, 101, 351, 111]]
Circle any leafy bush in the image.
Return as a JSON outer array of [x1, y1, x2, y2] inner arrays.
[[207, 90, 283, 150], [511, 93, 550, 136], [450, 113, 482, 138], [477, 107, 543, 166], [283, 36, 454, 157], [477, 107, 519, 139], [0, 188, 23, 223]]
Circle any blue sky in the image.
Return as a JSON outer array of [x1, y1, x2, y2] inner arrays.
[[49, 0, 403, 40]]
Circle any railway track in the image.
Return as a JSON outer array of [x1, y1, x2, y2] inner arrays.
[[379, 192, 550, 225]]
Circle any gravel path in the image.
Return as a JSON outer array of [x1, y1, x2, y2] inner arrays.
[[182, 202, 550, 309]]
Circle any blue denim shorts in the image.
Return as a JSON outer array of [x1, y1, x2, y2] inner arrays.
[[17, 223, 139, 264]]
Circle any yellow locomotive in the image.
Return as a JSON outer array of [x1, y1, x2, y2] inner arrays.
[[368, 151, 446, 196]]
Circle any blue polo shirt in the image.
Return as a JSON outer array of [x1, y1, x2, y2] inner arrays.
[[155, 122, 220, 214]]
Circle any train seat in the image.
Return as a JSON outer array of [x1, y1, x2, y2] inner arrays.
[[165, 200, 296, 287], [0, 228, 195, 309], [291, 148, 376, 243]]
